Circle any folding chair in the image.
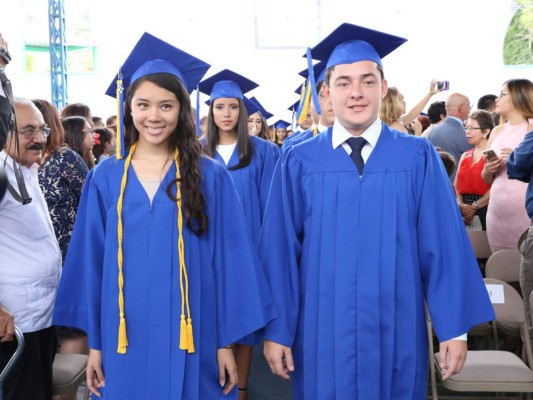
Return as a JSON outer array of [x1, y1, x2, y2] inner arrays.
[[485, 249, 523, 347], [485, 249, 522, 283], [468, 230, 492, 259], [428, 278, 533, 399], [52, 353, 90, 400]]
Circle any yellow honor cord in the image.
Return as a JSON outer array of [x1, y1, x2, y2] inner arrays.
[[313, 126, 318, 136], [115, 143, 194, 354], [116, 142, 136, 354], [115, 78, 123, 159], [175, 148, 194, 353]]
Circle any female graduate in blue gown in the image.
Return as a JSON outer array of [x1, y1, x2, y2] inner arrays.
[[52, 33, 276, 400], [198, 70, 277, 400]]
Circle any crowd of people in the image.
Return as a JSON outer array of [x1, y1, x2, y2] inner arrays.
[[0, 21, 532, 400]]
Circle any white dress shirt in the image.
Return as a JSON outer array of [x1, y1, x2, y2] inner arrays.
[[330, 119, 468, 342], [0, 150, 61, 333]]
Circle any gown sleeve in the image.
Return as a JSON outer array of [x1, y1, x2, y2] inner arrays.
[[209, 166, 277, 347], [507, 130, 533, 183], [257, 149, 303, 346], [257, 140, 277, 221], [414, 141, 495, 341]]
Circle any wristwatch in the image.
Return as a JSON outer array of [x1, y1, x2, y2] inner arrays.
[[472, 202, 480, 210]]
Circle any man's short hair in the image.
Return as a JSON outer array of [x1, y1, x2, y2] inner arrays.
[[427, 101, 446, 124]]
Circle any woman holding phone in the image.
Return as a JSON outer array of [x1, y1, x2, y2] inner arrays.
[[482, 78, 533, 252]]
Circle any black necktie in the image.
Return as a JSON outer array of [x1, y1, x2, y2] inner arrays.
[[346, 137, 367, 175]]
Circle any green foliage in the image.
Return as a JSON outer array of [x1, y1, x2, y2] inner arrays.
[[504, 2, 533, 65]]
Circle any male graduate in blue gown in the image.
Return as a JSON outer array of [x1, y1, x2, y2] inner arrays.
[[259, 23, 495, 400]]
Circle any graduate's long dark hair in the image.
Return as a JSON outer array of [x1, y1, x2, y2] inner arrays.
[[123, 73, 208, 236], [204, 99, 252, 171]]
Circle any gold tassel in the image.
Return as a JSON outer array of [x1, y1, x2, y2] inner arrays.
[[174, 148, 195, 354], [117, 315, 128, 354], [179, 315, 187, 350], [186, 318, 195, 353]]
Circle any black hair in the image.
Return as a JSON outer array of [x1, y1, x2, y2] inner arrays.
[[427, 101, 446, 124], [123, 73, 208, 235]]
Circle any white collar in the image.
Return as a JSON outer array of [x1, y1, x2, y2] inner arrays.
[[331, 118, 382, 149]]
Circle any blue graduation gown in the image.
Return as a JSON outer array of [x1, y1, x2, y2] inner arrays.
[[258, 125, 495, 400], [212, 136, 276, 246], [53, 155, 277, 400], [268, 140, 281, 164]]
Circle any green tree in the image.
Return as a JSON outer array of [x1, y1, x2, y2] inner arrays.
[[504, 1, 533, 65]]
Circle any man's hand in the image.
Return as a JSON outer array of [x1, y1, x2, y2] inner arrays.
[[0, 304, 15, 342], [439, 339, 467, 380], [263, 340, 294, 379], [0, 33, 10, 67]]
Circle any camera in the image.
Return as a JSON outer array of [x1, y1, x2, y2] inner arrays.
[[437, 81, 449, 91]]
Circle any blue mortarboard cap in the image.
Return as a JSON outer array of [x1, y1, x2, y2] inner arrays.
[[273, 119, 291, 130], [104, 32, 211, 158], [247, 96, 274, 120], [308, 23, 407, 69], [105, 32, 211, 96], [243, 96, 260, 115], [288, 100, 300, 112], [298, 60, 327, 83], [198, 69, 258, 101], [295, 83, 304, 95]]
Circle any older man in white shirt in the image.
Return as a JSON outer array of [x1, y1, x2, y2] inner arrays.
[[0, 97, 61, 400]]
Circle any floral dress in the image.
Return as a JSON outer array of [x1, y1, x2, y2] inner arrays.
[[39, 147, 88, 262]]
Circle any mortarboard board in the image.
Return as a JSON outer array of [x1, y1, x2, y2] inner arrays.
[[307, 23, 407, 69], [288, 100, 300, 112], [198, 69, 258, 101], [105, 32, 211, 97], [243, 96, 260, 116], [249, 96, 273, 120], [105, 32, 211, 157], [273, 119, 291, 130]]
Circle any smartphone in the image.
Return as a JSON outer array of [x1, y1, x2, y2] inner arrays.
[[437, 81, 449, 91], [483, 149, 498, 161]]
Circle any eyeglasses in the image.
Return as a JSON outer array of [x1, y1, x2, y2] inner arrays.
[[18, 125, 51, 139], [465, 126, 482, 131]]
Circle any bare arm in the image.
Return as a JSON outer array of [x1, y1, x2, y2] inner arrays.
[[399, 80, 441, 125]]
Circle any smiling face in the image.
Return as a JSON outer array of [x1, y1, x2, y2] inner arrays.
[[324, 60, 387, 136], [130, 80, 180, 150], [248, 112, 262, 136], [213, 98, 240, 134], [5, 101, 46, 168]]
